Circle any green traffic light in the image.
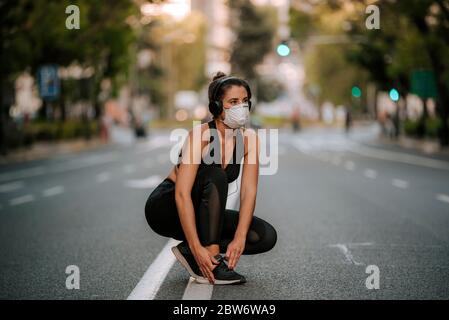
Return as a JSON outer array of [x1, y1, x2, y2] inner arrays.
[[351, 86, 362, 98], [389, 88, 399, 102], [277, 44, 290, 57]]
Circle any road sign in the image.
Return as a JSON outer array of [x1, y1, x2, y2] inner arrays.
[[411, 70, 438, 99], [37, 65, 60, 100]]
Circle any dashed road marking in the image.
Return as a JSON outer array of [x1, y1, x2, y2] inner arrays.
[[0, 181, 24, 193], [436, 194, 449, 204], [392, 179, 409, 189], [330, 244, 364, 266], [96, 172, 111, 183], [43, 186, 65, 197], [125, 175, 162, 189], [124, 165, 136, 174], [364, 169, 377, 179], [127, 238, 180, 300], [9, 194, 35, 206], [344, 161, 355, 171]]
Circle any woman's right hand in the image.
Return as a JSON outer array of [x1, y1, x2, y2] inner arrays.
[[191, 245, 219, 284]]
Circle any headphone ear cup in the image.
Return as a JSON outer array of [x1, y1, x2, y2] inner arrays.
[[209, 101, 222, 117]]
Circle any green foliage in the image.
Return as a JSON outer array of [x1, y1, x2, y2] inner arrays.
[[403, 117, 443, 138]]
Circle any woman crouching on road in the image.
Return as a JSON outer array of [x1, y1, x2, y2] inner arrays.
[[144, 72, 277, 285]]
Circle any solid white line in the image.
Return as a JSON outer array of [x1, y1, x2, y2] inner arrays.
[[0, 181, 24, 193], [392, 179, 409, 189], [182, 277, 213, 300], [127, 238, 181, 300], [436, 194, 449, 204], [9, 194, 35, 206], [43, 186, 65, 197], [96, 172, 110, 183], [364, 169, 377, 179]]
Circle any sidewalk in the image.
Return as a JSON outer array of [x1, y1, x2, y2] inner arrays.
[[0, 137, 108, 165], [376, 135, 449, 158]]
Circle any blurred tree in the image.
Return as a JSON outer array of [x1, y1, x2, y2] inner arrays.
[[145, 12, 207, 119], [289, 3, 369, 114], [228, 0, 276, 79], [345, 0, 449, 145]]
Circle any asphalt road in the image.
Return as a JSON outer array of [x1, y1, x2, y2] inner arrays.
[[1, 124, 448, 299]]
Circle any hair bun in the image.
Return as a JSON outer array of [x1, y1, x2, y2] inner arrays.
[[212, 71, 227, 82]]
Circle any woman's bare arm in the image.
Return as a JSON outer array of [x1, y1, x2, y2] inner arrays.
[[226, 129, 259, 269], [175, 128, 202, 250], [174, 125, 218, 283]]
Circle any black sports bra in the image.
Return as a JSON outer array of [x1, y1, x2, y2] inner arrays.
[[176, 119, 244, 183]]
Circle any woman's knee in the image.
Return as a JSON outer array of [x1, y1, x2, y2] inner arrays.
[[264, 222, 277, 252], [255, 220, 277, 253]]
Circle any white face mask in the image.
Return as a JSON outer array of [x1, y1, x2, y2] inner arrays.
[[222, 103, 250, 129]]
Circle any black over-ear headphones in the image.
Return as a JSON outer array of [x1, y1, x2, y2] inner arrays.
[[208, 76, 252, 117]]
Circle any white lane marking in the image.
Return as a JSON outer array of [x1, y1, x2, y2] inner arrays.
[[43, 186, 65, 197], [9, 194, 35, 206], [123, 165, 136, 174], [436, 194, 449, 204], [135, 137, 170, 154], [182, 277, 213, 300], [127, 238, 181, 300], [331, 157, 342, 166], [364, 169, 377, 179], [125, 175, 162, 189], [0, 166, 45, 183], [142, 160, 154, 169], [96, 172, 111, 183], [157, 154, 167, 164], [350, 145, 449, 170], [0, 181, 24, 193], [392, 179, 409, 189], [277, 146, 287, 156], [330, 244, 364, 266], [0, 153, 119, 184], [344, 161, 355, 171]]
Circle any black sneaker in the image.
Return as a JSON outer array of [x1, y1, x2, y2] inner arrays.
[[171, 241, 206, 282], [198, 254, 246, 285]]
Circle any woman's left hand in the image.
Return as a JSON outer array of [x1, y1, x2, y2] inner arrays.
[[225, 236, 246, 270]]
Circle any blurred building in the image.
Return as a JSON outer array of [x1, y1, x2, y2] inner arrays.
[[191, 0, 232, 76]]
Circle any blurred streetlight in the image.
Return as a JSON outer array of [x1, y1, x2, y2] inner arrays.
[[140, 0, 191, 21]]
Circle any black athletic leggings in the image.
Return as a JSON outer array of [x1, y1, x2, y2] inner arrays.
[[145, 166, 277, 255]]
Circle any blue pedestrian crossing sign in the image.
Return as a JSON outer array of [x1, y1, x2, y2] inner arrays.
[[37, 65, 60, 100]]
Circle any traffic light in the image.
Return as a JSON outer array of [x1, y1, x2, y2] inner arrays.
[[351, 86, 362, 98], [276, 41, 290, 57], [389, 88, 399, 102]]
